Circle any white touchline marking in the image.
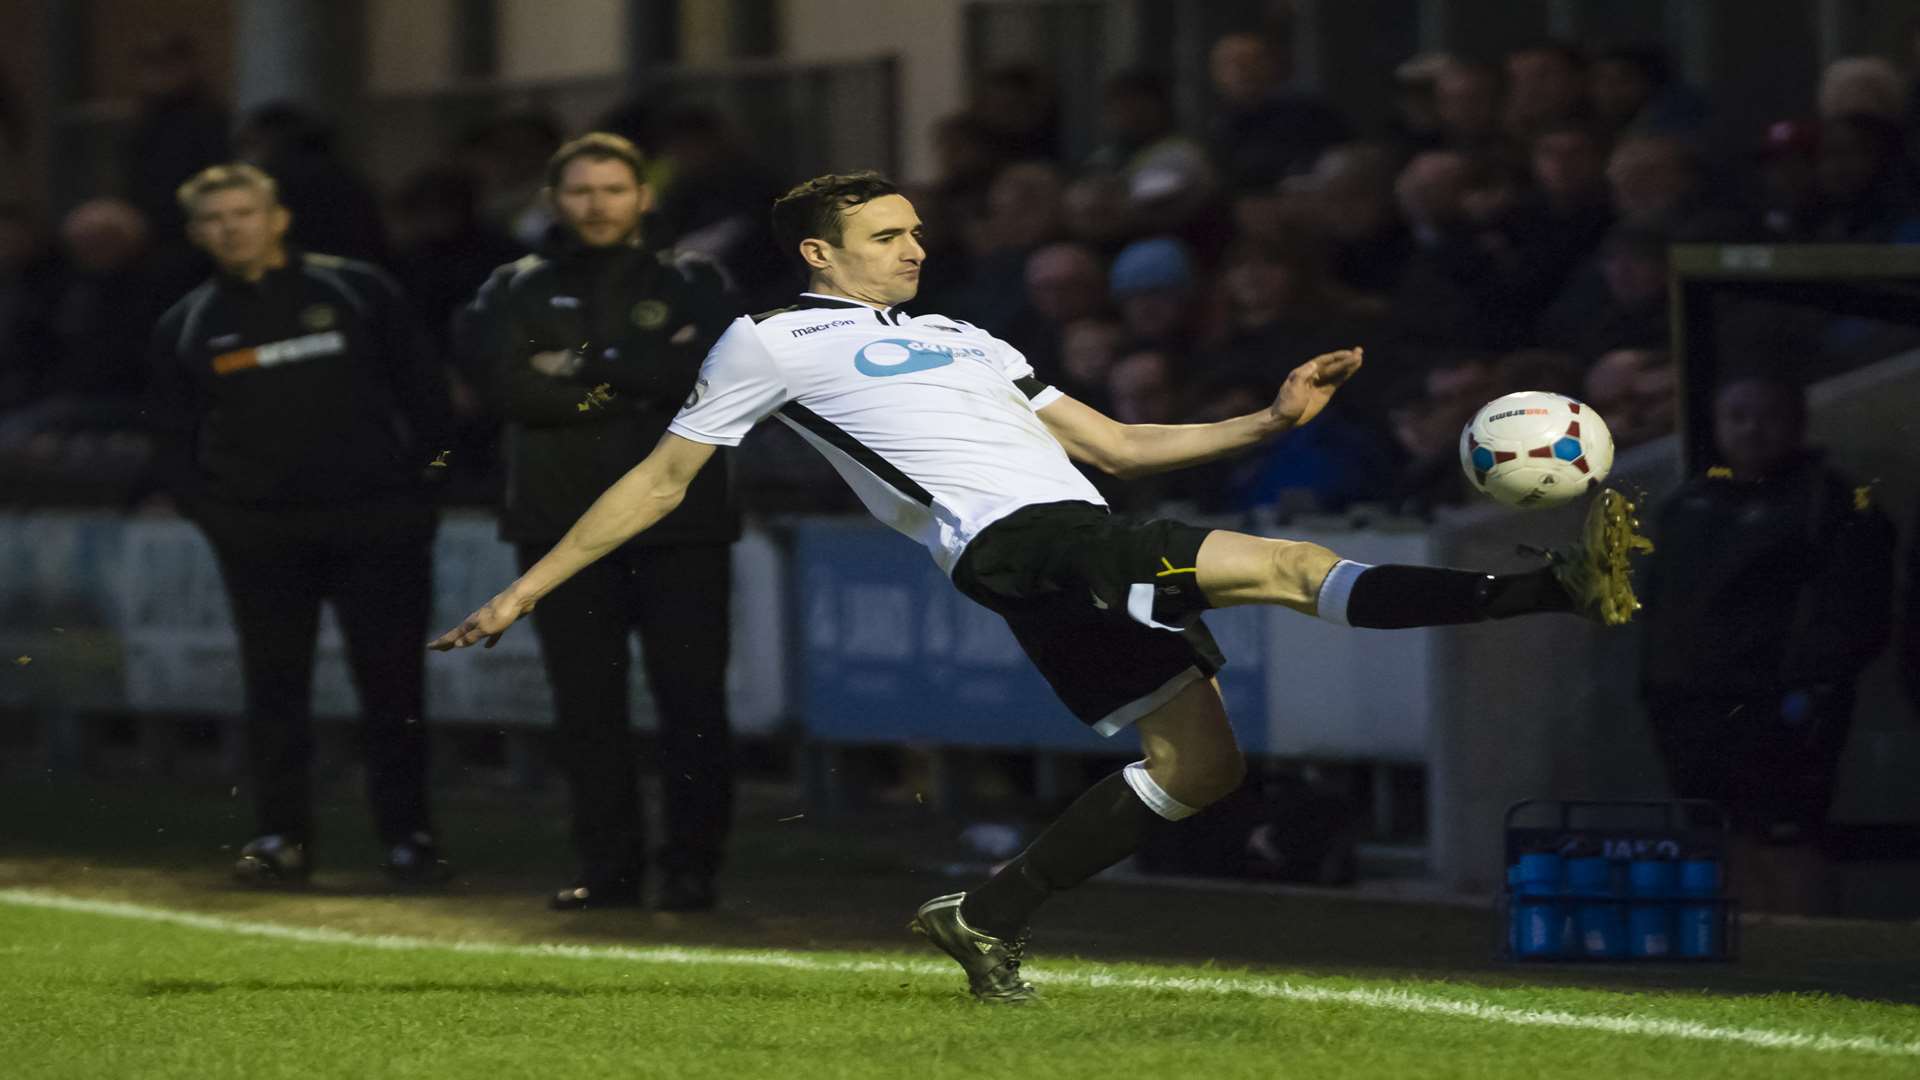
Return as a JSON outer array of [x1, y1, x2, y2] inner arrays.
[[3, 889, 1916, 1058]]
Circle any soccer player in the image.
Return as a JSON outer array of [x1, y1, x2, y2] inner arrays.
[[432, 172, 1645, 1003]]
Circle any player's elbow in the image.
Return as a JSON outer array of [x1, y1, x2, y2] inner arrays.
[[1087, 429, 1149, 479], [639, 475, 690, 518]]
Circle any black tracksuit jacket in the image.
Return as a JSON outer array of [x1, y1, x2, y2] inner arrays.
[[465, 242, 739, 546], [146, 251, 449, 511]]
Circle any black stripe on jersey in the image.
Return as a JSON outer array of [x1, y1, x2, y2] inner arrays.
[[1013, 376, 1051, 400], [752, 294, 892, 325], [777, 402, 933, 506], [797, 294, 872, 310]]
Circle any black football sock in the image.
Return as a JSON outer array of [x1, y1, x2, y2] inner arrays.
[[1315, 561, 1572, 629], [960, 767, 1194, 939]]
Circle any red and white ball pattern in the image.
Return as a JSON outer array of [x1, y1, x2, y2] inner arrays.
[[1460, 390, 1615, 508]]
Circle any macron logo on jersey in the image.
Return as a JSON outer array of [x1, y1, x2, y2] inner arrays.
[[792, 319, 857, 338], [853, 337, 990, 378]]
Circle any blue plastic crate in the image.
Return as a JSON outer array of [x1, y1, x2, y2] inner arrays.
[[1498, 799, 1739, 962]]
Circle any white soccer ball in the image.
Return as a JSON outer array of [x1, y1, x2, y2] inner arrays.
[[1459, 390, 1614, 508]]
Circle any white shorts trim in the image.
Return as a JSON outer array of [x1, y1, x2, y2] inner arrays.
[[1090, 665, 1204, 737], [1122, 760, 1200, 821]]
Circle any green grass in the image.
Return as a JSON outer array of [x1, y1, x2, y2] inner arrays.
[[6, 774, 1920, 1078], [3, 891, 1918, 1080]]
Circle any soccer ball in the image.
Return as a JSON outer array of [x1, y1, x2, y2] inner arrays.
[[1460, 391, 1614, 508]]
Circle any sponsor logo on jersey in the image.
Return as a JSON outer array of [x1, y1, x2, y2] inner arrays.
[[791, 319, 857, 337], [210, 331, 348, 375], [853, 337, 989, 378], [207, 333, 242, 349], [630, 299, 671, 329], [684, 377, 708, 409]]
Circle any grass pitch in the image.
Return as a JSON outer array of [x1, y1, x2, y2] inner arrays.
[[3, 891, 1918, 1080], [3, 774, 1918, 1078]]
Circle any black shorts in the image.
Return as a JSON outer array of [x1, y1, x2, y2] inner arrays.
[[951, 501, 1224, 734]]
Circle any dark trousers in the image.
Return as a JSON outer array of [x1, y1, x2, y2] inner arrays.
[[1645, 684, 1857, 838], [201, 504, 436, 848], [516, 542, 733, 882]]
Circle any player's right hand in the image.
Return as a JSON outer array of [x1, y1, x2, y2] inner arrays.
[[428, 592, 527, 651]]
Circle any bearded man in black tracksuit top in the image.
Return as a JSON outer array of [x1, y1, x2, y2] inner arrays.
[[146, 164, 452, 886], [473, 133, 739, 911]]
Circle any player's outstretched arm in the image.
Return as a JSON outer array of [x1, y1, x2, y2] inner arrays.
[[1037, 348, 1361, 478], [429, 432, 717, 650]]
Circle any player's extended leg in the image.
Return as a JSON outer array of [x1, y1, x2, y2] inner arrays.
[[917, 677, 1241, 1003], [1195, 489, 1649, 626]]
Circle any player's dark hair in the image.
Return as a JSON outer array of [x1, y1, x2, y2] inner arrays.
[[545, 132, 646, 190], [769, 171, 901, 262]]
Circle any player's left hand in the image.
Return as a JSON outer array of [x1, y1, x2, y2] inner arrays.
[[1270, 347, 1363, 429], [428, 592, 528, 651]]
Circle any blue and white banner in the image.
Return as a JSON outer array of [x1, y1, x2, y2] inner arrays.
[[0, 512, 787, 734], [3, 511, 1435, 759], [788, 520, 1434, 756]]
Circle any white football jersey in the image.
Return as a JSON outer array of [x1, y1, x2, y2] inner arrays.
[[668, 292, 1106, 572]]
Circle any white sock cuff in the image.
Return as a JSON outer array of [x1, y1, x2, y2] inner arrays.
[[1315, 559, 1372, 627], [1122, 761, 1199, 821]]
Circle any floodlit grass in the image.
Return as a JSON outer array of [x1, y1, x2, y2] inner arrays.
[[3, 892, 1917, 1080]]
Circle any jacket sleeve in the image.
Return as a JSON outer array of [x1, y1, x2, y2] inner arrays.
[[1781, 488, 1897, 686], [572, 254, 737, 410], [453, 261, 520, 412]]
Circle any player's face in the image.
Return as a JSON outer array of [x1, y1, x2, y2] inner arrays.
[[187, 187, 290, 274], [554, 157, 651, 247], [822, 194, 925, 305]]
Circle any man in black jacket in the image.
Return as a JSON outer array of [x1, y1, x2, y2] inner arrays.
[[147, 163, 452, 886], [1640, 372, 1895, 912], [472, 133, 738, 911]]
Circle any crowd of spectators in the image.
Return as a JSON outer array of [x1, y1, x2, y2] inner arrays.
[[7, 31, 1920, 516]]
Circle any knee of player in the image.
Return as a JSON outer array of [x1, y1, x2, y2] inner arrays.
[[1268, 540, 1337, 593], [1179, 748, 1246, 808]]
